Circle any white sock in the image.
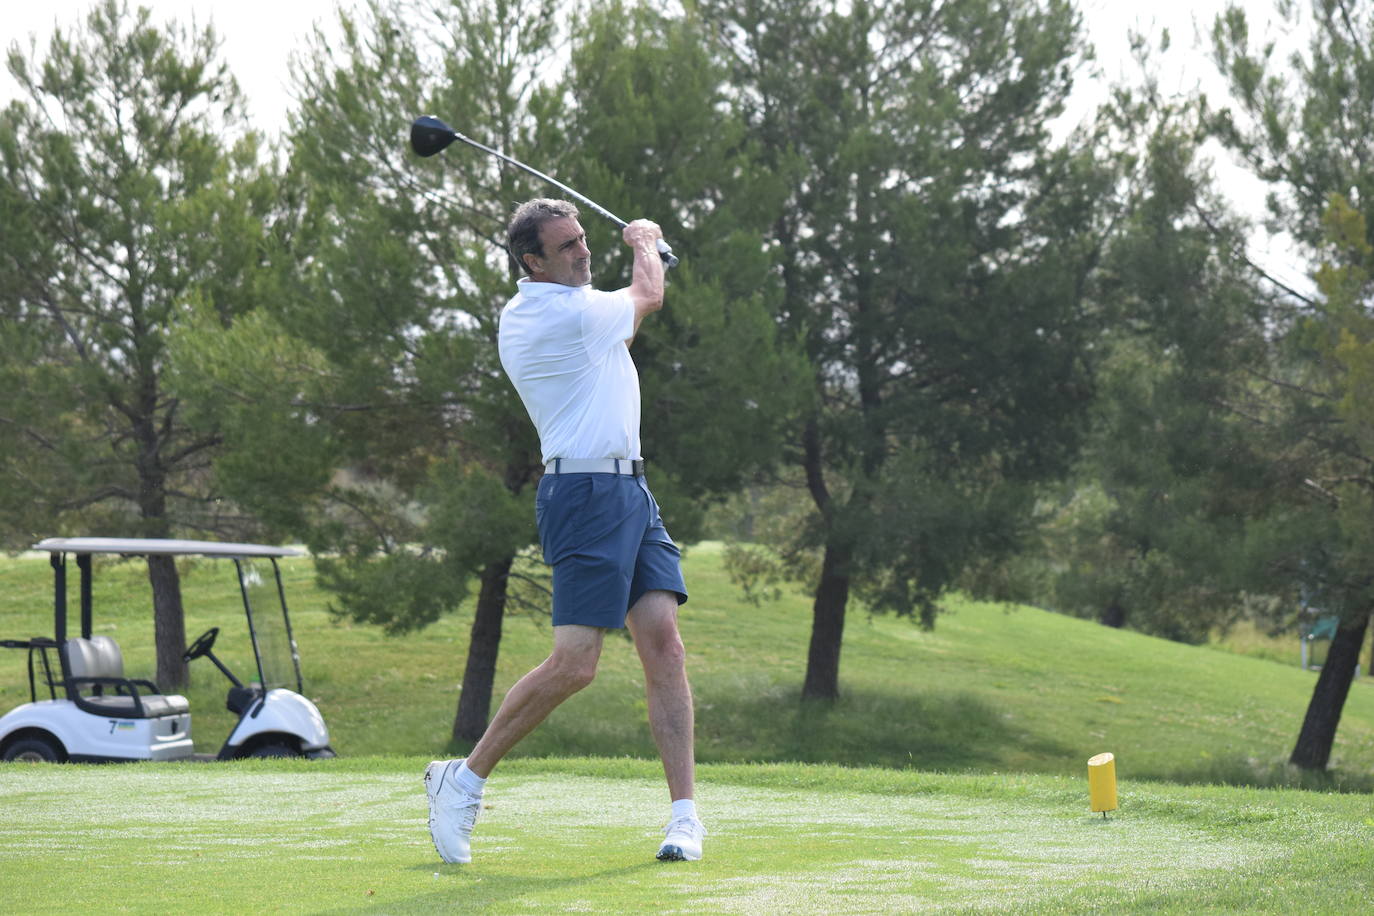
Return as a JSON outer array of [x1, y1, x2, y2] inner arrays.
[[451, 760, 486, 796], [670, 798, 697, 821]]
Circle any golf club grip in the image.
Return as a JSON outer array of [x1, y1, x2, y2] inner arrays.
[[561, 200, 675, 268], [657, 238, 679, 269]]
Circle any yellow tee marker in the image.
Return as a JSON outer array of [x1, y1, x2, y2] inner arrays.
[[1088, 752, 1118, 818]]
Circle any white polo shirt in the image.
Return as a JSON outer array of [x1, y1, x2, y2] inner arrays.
[[498, 278, 640, 464]]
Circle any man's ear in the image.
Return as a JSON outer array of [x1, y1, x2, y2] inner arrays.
[[522, 252, 542, 275]]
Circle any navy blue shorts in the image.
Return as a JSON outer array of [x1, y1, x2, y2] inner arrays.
[[535, 472, 688, 629]]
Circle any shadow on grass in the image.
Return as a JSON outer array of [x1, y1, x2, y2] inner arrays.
[[1152, 753, 1374, 794], [694, 681, 1075, 771], [503, 674, 1073, 772]]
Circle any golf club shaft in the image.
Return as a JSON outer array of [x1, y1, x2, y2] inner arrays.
[[449, 131, 679, 268]]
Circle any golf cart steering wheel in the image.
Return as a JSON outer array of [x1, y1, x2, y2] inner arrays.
[[183, 627, 220, 662]]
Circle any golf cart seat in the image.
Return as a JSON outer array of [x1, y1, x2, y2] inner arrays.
[[62, 636, 190, 719]]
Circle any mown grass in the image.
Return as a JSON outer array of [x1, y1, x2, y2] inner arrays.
[[1, 756, 1371, 914], [1, 544, 1372, 791]]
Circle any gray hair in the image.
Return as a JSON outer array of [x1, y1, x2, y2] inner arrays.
[[507, 198, 579, 275]]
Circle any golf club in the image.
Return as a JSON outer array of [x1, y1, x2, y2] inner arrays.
[[410, 115, 679, 268]]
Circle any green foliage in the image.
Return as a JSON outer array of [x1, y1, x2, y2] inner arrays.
[[168, 306, 337, 536], [0, 0, 278, 543], [1178, 1, 1374, 625], [310, 460, 541, 635], [169, 0, 548, 634], [692, 0, 1116, 675], [1006, 2, 1374, 771], [984, 50, 1305, 638], [314, 550, 470, 636], [0, 0, 285, 685], [561, 2, 812, 510], [1211, 0, 1374, 253]]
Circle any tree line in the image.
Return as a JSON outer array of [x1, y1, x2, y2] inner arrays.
[[3, 0, 1372, 774]]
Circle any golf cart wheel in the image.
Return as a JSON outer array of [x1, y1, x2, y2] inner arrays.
[[247, 742, 299, 758], [3, 735, 62, 763]]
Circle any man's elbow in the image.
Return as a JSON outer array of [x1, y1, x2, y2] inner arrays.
[[634, 291, 664, 319]]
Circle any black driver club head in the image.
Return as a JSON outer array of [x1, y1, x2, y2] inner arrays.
[[410, 115, 458, 158]]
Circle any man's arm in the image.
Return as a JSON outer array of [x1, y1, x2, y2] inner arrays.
[[622, 219, 665, 344]]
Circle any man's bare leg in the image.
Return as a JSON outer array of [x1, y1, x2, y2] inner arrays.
[[465, 624, 606, 777], [626, 590, 694, 801]]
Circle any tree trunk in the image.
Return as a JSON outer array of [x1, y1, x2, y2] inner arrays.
[[147, 554, 188, 688], [132, 373, 190, 688], [1289, 611, 1369, 770], [1100, 598, 1126, 628], [452, 555, 513, 743], [802, 541, 851, 701]]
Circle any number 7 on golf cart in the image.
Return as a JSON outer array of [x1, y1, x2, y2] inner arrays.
[[0, 538, 334, 763]]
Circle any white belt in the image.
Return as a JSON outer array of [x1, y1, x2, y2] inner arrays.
[[546, 458, 645, 476]]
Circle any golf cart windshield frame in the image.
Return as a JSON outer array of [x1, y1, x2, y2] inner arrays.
[[233, 557, 305, 694], [27, 537, 306, 694]]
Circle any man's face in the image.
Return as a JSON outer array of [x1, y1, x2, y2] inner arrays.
[[525, 216, 592, 287]]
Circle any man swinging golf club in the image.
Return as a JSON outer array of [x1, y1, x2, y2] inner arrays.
[[425, 199, 704, 865]]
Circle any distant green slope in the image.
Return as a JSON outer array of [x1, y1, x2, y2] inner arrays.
[[1, 543, 1370, 788]]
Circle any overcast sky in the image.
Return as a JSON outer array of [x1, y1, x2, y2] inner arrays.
[[0, 1, 1303, 131], [0, 0, 1312, 288]]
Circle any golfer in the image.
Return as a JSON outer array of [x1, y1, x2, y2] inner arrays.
[[425, 199, 703, 865]]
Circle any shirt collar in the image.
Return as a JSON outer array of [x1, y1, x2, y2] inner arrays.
[[516, 277, 588, 296]]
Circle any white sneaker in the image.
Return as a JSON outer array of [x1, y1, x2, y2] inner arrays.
[[656, 815, 706, 861], [424, 759, 481, 864]]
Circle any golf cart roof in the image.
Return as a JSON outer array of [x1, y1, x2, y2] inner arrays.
[[33, 537, 303, 558]]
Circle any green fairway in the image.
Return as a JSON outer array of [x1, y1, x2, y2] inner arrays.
[[1, 756, 1370, 914]]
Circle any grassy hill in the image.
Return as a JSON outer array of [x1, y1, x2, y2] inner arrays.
[[1, 542, 1371, 790]]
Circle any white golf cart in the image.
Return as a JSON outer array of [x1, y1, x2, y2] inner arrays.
[[0, 537, 334, 763]]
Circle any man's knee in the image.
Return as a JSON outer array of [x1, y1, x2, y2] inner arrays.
[[632, 613, 687, 675], [563, 658, 599, 692], [644, 630, 686, 671], [547, 643, 601, 693]]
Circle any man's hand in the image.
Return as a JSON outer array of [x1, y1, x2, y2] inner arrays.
[[624, 219, 665, 343], [623, 219, 664, 249]]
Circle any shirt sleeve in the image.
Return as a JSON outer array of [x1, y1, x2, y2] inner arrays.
[[579, 288, 636, 359]]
